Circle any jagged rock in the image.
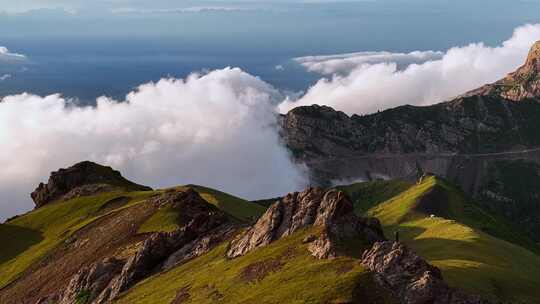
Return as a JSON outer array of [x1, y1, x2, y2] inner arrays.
[[227, 187, 385, 259], [58, 189, 231, 304], [31, 161, 152, 208], [361, 241, 492, 304]]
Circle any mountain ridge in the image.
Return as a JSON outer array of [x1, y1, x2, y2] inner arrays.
[[3, 162, 529, 303], [282, 41, 540, 243]]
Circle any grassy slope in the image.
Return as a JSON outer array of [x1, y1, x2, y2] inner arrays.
[[117, 228, 395, 304], [337, 179, 412, 214], [365, 176, 540, 303], [0, 190, 155, 288]]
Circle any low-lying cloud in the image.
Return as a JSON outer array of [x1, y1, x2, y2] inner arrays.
[[0, 74, 12, 81], [0, 46, 26, 62], [280, 23, 540, 115], [110, 6, 257, 14], [0, 68, 308, 220]]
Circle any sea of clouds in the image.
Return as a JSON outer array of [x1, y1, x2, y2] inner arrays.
[[1, 23, 540, 220]]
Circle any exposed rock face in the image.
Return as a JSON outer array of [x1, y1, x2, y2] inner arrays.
[[361, 242, 492, 304], [227, 188, 385, 259], [57, 189, 231, 304], [31, 161, 152, 208]]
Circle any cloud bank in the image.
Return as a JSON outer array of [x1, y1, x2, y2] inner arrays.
[[295, 50, 444, 75], [0, 68, 307, 220], [280, 23, 540, 115]]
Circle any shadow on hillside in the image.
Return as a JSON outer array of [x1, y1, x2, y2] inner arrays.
[[387, 225, 503, 265], [0, 224, 43, 264]]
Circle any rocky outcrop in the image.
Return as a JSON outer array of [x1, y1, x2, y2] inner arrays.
[[227, 187, 385, 259], [361, 242, 492, 304], [31, 161, 152, 208], [58, 189, 231, 304]]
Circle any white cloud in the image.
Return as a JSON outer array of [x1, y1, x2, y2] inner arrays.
[[110, 6, 256, 14], [0, 74, 11, 81], [0, 46, 26, 62], [295, 50, 443, 75], [280, 23, 540, 115], [0, 67, 308, 220]]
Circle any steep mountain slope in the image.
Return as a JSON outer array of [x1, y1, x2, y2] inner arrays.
[[282, 41, 540, 242], [346, 176, 540, 303]]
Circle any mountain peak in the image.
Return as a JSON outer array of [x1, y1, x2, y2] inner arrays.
[[462, 40, 540, 101], [525, 40, 540, 68], [31, 161, 152, 208]]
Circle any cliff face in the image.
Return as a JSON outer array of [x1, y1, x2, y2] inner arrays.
[[283, 41, 540, 184]]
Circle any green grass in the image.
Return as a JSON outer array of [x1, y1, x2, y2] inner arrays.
[[337, 179, 412, 214], [363, 176, 540, 303], [0, 190, 155, 288], [116, 228, 395, 304], [137, 205, 182, 234], [177, 185, 266, 222]]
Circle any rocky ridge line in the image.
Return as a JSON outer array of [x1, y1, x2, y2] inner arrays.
[[227, 187, 385, 259]]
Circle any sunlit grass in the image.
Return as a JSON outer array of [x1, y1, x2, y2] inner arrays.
[[0, 190, 155, 288], [365, 176, 540, 303]]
